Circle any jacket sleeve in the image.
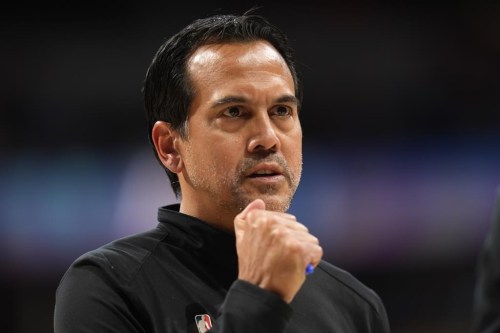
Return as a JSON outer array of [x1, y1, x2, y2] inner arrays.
[[209, 279, 293, 333], [54, 257, 144, 333], [370, 292, 391, 333], [473, 188, 500, 333]]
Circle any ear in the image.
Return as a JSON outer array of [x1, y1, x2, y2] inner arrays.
[[151, 121, 184, 173]]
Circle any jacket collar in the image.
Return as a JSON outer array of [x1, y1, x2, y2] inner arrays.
[[157, 204, 238, 288]]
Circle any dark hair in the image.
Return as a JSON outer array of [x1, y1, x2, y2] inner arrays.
[[143, 12, 302, 197]]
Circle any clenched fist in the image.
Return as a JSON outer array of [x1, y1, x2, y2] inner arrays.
[[234, 199, 323, 303]]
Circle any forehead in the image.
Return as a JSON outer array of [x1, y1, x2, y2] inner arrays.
[[186, 40, 293, 84]]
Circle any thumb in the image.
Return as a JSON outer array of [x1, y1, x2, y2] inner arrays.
[[238, 199, 266, 219], [234, 199, 266, 237]]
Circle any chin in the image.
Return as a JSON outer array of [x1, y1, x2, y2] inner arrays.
[[259, 195, 292, 212], [230, 187, 295, 213]]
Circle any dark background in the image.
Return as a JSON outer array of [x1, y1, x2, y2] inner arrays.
[[1, 1, 499, 332]]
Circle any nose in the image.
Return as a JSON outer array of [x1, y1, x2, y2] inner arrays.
[[247, 113, 281, 153]]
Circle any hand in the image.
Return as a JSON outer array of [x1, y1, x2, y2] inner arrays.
[[234, 199, 323, 303]]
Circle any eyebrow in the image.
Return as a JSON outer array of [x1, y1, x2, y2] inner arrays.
[[275, 94, 299, 106], [211, 96, 248, 108], [210, 94, 298, 108]]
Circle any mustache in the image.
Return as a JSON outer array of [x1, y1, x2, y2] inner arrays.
[[237, 154, 292, 184]]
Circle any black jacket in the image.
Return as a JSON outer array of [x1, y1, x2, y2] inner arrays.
[[473, 188, 500, 333], [54, 204, 391, 332]]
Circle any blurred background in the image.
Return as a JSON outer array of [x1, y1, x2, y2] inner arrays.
[[1, 1, 499, 332]]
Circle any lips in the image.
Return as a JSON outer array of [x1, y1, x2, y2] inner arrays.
[[245, 163, 283, 178], [249, 170, 280, 178]]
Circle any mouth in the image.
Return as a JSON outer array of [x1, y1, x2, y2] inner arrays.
[[245, 162, 284, 178], [248, 169, 281, 178], [243, 162, 287, 186]]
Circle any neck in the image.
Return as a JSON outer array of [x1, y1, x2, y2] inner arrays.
[[179, 199, 237, 233]]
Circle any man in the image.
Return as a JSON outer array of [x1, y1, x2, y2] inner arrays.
[[473, 187, 500, 332], [54, 12, 391, 332]]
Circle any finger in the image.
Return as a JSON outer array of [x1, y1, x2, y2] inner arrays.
[[238, 199, 266, 219], [259, 210, 297, 221], [274, 219, 310, 234], [307, 244, 323, 267], [247, 210, 307, 232], [235, 199, 266, 228], [234, 199, 266, 239], [269, 227, 322, 265], [282, 232, 322, 267]]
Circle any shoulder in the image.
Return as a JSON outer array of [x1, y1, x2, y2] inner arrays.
[[293, 260, 390, 332], [313, 260, 386, 314], [54, 227, 168, 332], [66, 225, 168, 284]]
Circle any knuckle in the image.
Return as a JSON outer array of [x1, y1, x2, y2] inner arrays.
[[285, 238, 302, 254], [256, 215, 268, 227], [270, 225, 288, 239], [249, 213, 267, 229], [311, 235, 320, 244], [298, 223, 308, 232], [247, 210, 258, 222], [318, 245, 324, 257]]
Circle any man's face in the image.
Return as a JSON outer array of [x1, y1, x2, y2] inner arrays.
[[177, 40, 302, 229]]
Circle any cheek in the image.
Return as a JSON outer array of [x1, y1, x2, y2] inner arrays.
[[285, 134, 303, 174], [285, 130, 302, 157], [290, 149, 303, 170], [205, 138, 243, 172]]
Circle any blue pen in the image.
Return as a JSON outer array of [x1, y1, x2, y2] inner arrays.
[[305, 263, 314, 275]]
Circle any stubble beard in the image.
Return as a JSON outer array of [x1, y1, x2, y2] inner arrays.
[[184, 145, 302, 217], [220, 154, 302, 214]]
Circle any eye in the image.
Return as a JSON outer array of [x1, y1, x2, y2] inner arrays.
[[273, 105, 293, 117], [223, 106, 243, 118]]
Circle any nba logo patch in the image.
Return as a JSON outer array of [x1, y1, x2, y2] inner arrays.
[[195, 314, 212, 333]]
